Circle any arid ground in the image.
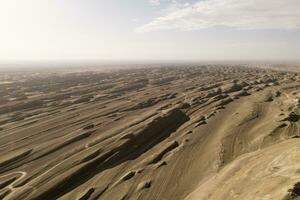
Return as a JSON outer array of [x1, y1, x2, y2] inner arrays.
[[0, 65, 300, 200]]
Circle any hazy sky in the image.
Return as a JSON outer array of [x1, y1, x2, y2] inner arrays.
[[0, 0, 300, 62]]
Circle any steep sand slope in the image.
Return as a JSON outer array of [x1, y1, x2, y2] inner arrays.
[[0, 65, 299, 200], [186, 83, 300, 200]]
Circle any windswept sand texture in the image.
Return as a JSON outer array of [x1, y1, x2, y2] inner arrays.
[[0, 65, 300, 200]]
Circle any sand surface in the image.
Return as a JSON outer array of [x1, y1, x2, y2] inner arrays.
[[0, 65, 299, 200]]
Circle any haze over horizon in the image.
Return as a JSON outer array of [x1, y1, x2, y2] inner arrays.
[[1, 0, 300, 63], [1, 2, 300, 199]]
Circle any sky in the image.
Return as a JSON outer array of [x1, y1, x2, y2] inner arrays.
[[0, 0, 300, 62]]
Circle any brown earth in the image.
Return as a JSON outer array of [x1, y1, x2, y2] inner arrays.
[[0, 65, 299, 200]]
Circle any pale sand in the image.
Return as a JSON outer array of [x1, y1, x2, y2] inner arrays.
[[0, 65, 299, 200]]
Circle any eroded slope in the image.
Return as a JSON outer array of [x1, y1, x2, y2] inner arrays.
[[0, 65, 299, 200]]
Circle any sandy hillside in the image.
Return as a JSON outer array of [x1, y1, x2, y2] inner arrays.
[[0, 65, 299, 200]]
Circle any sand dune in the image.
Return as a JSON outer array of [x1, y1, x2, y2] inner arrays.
[[0, 65, 299, 200]]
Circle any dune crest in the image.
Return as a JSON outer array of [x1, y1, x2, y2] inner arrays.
[[0, 65, 299, 200]]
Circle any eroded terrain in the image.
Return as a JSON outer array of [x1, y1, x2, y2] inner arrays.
[[0, 65, 300, 200]]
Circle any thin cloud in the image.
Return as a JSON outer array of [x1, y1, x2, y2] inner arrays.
[[148, 0, 161, 6], [138, 0, 300, 32]]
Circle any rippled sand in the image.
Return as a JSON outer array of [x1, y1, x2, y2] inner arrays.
[[0, 65, 299, 200]]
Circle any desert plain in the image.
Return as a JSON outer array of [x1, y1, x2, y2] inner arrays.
[[0, 64, 300, 200]]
